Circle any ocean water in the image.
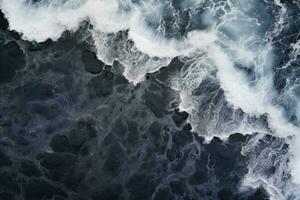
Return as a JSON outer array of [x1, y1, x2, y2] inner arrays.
[[0, 0, 300, 199]]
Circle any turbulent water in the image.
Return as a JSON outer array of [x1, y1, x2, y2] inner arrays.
[[0, 0, 300, 199]]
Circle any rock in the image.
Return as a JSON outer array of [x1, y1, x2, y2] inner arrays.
[[0, 150, 12, 167], [24, 178, 67, 200], [0, 41, 25, 84], [20, 160, 42, 177], [81, 50, 104, 74]]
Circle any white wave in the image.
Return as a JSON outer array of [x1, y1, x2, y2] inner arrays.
[[0, 0, 130, 42], [1, 0, 300, 199]]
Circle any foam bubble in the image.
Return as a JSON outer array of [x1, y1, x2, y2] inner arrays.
[[1, 0, 300, 198], [1, 0, 130, 42]]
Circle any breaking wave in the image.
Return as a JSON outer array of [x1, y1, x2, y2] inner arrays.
[[1, 0, 300, 199]]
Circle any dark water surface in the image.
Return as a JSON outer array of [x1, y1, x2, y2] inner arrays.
[[0, 0, 300, 199]]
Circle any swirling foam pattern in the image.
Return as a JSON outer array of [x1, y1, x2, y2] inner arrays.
[[1, 0, 300, 199]]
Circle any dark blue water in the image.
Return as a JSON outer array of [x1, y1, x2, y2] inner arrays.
[[0, 0, 300, 199]]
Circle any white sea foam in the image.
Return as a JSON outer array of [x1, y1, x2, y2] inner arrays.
[[1, 0, 300, 199], [1, 0, 130, 41]]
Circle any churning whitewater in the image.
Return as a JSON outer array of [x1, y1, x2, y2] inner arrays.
[[1, 0, 300, 199]]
